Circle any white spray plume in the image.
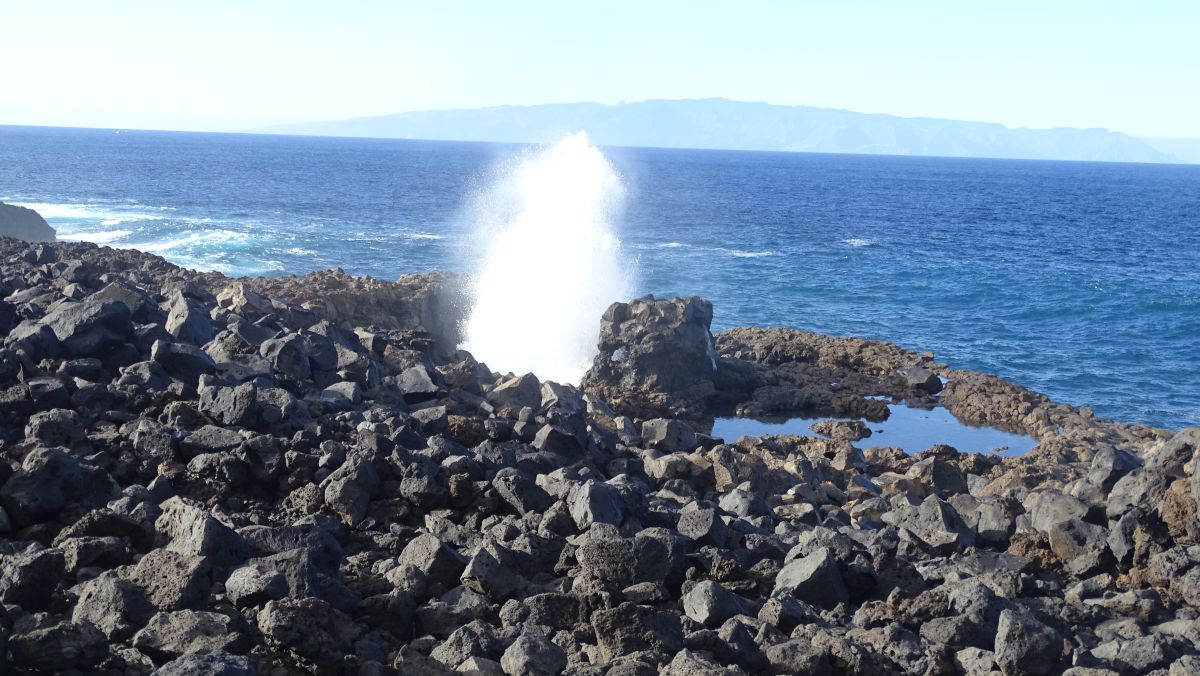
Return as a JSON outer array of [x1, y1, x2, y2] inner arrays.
[[461, 132, 634, 384]]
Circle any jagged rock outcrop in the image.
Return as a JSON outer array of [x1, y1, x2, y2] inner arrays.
[[0, 203, 56, 243], [242, 268, 464, 354], [582, 296, 739, 419]]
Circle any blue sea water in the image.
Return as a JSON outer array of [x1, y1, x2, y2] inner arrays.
[[2, 125, 1198, 430]]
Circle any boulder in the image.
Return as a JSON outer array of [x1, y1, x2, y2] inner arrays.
[[582, 296, 721, 418], [682, 580, 746, 628], [71, 573, 154, 640], [257, 596, 362, 670], [0, 202, 55, 242], [132, 610, 246, 660], [7, 622, 107, 672], [641, 418, 698, 452], [591, 602, 684, 664], [774, 547, 849, 610], [993, 609, 1065, 675], [40, 298, 133, 356], [500, 633, 567, 676]]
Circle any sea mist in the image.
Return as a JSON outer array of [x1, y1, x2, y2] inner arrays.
[[460, 132, 634, 384]]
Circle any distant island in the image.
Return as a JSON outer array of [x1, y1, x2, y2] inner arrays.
[[260, 98, 1182, 164]]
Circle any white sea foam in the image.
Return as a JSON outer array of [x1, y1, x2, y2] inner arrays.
[[660, 241, 685, 248], [842, 238, 875, 247], [134, 230, 249, 253], [716, 247, 777, 258], [59, 229, 133, 244], [405, 232, 445, 241], [460, 132, 634, 384]]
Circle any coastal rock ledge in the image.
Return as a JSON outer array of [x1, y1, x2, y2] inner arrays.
[[0, 203, 56, 243], [0, 236, 1198, 675]]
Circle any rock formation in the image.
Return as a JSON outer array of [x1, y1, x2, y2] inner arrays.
[[0, 236, 1197, 675], [0, 203, 55, 243]]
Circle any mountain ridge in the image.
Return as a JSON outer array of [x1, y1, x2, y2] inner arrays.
[[260, 98, 1182, 164]]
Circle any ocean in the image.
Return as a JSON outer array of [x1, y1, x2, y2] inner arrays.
[[2, 125, 1198, 430]]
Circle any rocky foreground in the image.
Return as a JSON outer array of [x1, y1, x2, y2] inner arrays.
[[0, 237, 1198, 675]]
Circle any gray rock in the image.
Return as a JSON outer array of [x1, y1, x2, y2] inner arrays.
[[682, 580, 746, 628], [900, 366, 943, 393], [156, 496, 249, 570], [118, 360, 172, 389], [40, 298, 132, 356], [1027, 490, 1090, 532], [501, 632, 567, 676], [492, 468, 553, 514], [677, 508, 729, 548], [24, 408, 85, 447], [0, 546, 65, 610], [663, 649, 740, 676], [398, 533, 467, 590], [0, 202, 56, 241], [532, 424, 585, 455], [323, 453, 380, 525], [487, 373, 542, 416], [429, 619, 502, 667], [1091, 634, 1171, 673], [94, 280, 162, 322], [717, 488, 771, 518], [132, 610, 245, 660], [152, 651, 256, 676], [1107, 469, 1170, 520], [7, 622, 107, 672], [152, 339, 218, 384], [541, 381, 586, 415], [461, 544, 523, 601], [399, 365, 440, 403], [568, 480, 625, 529], [576, 531, 673, 586], [592, 602, 684, 663], [198, 378, 257, 427], [257, 596, 362, 670], [774, 547, 849, 610], [1088, 447, 1142, 490], [994, 609, 1064, 675], [259, 334, 310, 385], [165, 292, 215, 345], [71, 572, 154, 640], [182, 424, 244, 454], [641, 418, 698, 452], [0, 447, 117, 526], [128, 548, 214, 610], [582, 296, 721, 419]]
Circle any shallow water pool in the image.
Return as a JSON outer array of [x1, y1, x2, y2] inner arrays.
[[711, 403, 1037, 456]]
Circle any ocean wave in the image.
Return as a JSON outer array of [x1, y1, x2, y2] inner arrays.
[[12, 201, 173, 225], [59, 229, 134, 244], [716, 247, 778, 258], [404, 232, 445, 241], [133, 229, 251, 253], [842, 238, 876, 247], [660, 241, 685, 248]]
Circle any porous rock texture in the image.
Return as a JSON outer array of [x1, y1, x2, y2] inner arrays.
[[0, 236, 1196, 675]]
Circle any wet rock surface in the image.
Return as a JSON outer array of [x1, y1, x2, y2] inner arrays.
[[0, 237, 1195, 675]]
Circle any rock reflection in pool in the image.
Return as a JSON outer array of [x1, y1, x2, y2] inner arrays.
[[711, 404, 1037, 456]]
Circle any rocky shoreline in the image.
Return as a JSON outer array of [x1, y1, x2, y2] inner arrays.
[[1, 236, 1197, 675]]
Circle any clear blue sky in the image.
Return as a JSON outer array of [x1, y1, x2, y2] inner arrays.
[[1, 0, 1196, 138]]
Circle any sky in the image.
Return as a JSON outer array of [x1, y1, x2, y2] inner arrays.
[[1, 1, 1196, 139]]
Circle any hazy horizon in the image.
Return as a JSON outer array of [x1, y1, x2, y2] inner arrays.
[[1, 1, 1196, 141]]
